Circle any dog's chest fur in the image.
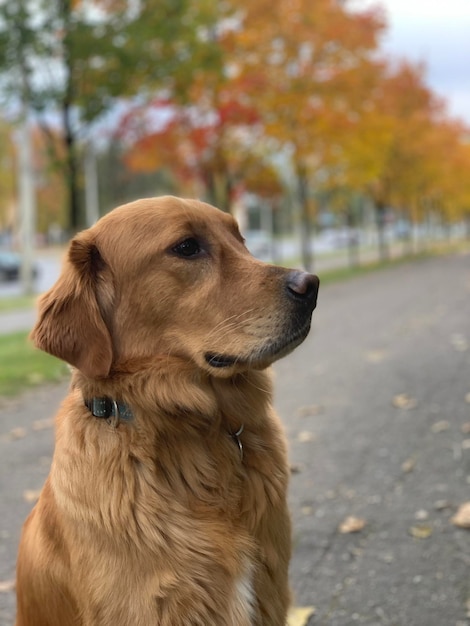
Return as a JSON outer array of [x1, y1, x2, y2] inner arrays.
[[46, 370, 290, 625]]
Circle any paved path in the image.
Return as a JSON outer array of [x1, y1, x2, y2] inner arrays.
[[0, 310, 37, 335], [277, 252, 470, 625], [1, 252, 470, 625]]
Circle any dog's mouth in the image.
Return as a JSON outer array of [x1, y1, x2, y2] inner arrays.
[[204, 353, 239, 368], [204, 319, 311, 370], [258, 319, 312, 361]]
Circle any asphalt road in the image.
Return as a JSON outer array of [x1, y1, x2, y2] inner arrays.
[[1, 252, 469, 625]]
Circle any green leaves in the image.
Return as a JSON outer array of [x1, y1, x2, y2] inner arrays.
[[0, 0, 222, 229]]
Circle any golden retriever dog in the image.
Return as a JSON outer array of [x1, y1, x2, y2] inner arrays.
[[16, 196, 319, 626]]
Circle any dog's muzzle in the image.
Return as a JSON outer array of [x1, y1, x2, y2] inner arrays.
[[204, 270, 319, 369]]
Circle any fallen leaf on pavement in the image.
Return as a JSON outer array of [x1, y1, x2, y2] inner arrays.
[[338, 516, 367, 534], [392, 394, 417, 410], [365, 350, 387, 363], [32, 418, 55, 431], [451, 334, 468, 352], [451, 502, 470, 529], [287, 606, 315, 626], [431, 420, 450, 433], [434, 500, 452, 511], [8, 427, 27, 441], [297, 431, 316, 443], [297, 405, 323, 417], [0, 579, 15, 593], [409, 524, 433, 539], [414, 510, 429, 521], [23, 489, 41, 503], [401, 458, 416, 473]]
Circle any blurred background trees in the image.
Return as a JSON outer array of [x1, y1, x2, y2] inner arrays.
[[0, 0, 468, 268], [0, 0, 221, 231]]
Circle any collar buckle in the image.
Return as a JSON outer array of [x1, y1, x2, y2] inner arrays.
[[231, 424, 244, 461], [85, 396, 133, 427]]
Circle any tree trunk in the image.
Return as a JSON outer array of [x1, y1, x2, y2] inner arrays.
[[297, 169, 313, 272], [64, 113, 81, 232], [375, 201, 389, 262], [346, 206, 360, 268], [403, 230, 414, 257], [205, 170, 216, 207], [205, 170, 231, 212], [17, 119, 36, 296], [61, 0, 82, 233]]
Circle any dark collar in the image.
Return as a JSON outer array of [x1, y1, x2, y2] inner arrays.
[[85, 397, 134, 425], [84, 397, 244, 460]]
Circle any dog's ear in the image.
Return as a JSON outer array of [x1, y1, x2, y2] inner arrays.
[[31, 232, 113, 379]]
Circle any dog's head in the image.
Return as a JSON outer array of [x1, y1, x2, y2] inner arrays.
[[32, 196, 319, 379]]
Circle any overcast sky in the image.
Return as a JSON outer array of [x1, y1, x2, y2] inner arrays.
[[359, 0, 470, 124], [119, 3, 470, 124]]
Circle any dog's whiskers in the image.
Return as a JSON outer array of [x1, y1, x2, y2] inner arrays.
[[204, 309, 258, 344], [240, 372, 271, 394]]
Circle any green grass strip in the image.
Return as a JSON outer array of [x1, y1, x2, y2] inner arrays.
[[0, 331, 68, 397], [0, 295, 35, 313]]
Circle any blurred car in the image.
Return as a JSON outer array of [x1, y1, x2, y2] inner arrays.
[[0, 251, 38, 282]]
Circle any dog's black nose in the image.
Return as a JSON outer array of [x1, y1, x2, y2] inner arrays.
[[286, 271, 319, 306]]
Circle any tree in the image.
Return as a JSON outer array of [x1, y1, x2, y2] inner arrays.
[[0, 0, 221, 232], [0, 120, 16, 234], [454, 140, 470, 237], [119, 90, 263, 211], [222, 0, 386, 270], [424, 121, 470, 237], [365, 62, 449, 258], [33, 127, 68, 236]]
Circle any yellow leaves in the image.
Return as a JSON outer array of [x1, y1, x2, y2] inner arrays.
[[32, 418, 55, 431], [124, 131, 172, 174], [297, 431, 317, 443], [287, 606, 316, 626], [408, 524, 433, 539], [1, 427, 27, 442], [407, 502, 470, 537], [401, 458, 416, 474], [338, 516, 367, 534], [222, 0, 386, 154], [297, 405, 323, 417], [23, 489, 42, 503], [113, 0, 470, 222], [392, 393, 418, 410], [365, 349, 387, 363], [451, 503, 470, 529], [450, 333, 468, 352], [0, 579, 15, 593]]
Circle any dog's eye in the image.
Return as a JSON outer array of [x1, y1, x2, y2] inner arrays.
[[172, 238, 202, 258]]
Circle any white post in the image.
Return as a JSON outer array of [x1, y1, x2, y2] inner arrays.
[[260, 201, 274, 237], [17, 118, 36, 296]]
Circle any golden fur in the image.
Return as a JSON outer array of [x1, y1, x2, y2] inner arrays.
[[16, 196, 319, 626]]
